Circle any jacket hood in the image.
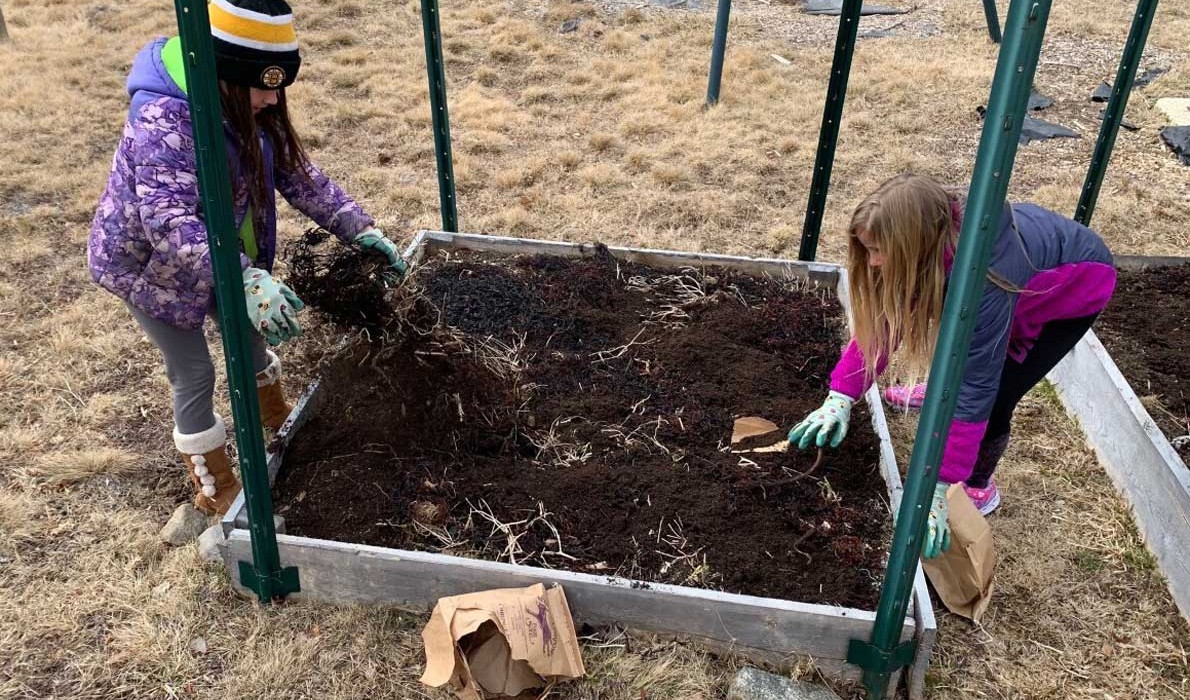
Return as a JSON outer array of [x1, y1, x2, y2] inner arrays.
[[127, 38, 188, 118]]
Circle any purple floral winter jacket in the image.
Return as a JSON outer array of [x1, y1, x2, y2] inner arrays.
[[88, 38, 373, 330]]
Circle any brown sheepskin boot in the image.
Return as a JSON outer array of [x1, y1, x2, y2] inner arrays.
[[256, 349, 293, 431], [174, 414, 242, 516]]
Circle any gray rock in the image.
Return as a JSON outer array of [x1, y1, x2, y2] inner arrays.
[[233, 509, 286, 534], [727, 667, 841, 700], [1028, 89, 1054, 111], [559, 18, 582, 34], [1019, 116, 1080, 145], [197, 524, 227, 563], [1160, 126, 1190, 166], [1096, 109, 1139, 132], [160, 504, 209, 546], [1092, 67, 1170, 102], [1136, 67, 1170, 88]]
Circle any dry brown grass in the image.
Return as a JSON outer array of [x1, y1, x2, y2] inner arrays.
[[0, 0, 1188, 697]]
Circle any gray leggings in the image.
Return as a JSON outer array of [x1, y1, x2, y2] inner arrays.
[[128, 304, 271, 435]]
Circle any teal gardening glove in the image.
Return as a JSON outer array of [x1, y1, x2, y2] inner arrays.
[[788, 391, 854, 450], [353, 228, 408, 281], [243, 267, 305, 346], [923, 482, 952, 559]]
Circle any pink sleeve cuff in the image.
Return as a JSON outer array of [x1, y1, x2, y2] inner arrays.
[[829, 338, 888, 400]]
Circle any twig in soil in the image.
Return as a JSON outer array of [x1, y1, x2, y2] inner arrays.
[[647, 303, 690, 325], [656, 518, 704, 575], [680, 555, 715, 587], [789, 525, 816, 564], [413, 519, 466, 550], [526, 416, 592, 468], [819, 477, 842, 504], [469, 332, 532, 380], [467, 498, 532, 565], [626, 269, 707, 305], [529, 502, 574, 565], [749, 448, 825, 490], [725, 284, 749, 308], [590, 328, 656, 363], [630, 395, 651, 414], [465, 499, 571, 567], [663, 518, 688, 551], [602, 416, 671, 455]]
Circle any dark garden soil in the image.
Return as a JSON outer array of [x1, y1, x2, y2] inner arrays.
[[1096, 263, 1190, 463], [275, 241, 890, 608]]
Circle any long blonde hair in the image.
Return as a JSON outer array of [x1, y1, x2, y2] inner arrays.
[[847, 173, 958, 383]]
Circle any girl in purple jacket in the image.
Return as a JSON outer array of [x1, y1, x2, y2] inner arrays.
[[788, 173, 1115, 558], [88, 0, 404, 517]]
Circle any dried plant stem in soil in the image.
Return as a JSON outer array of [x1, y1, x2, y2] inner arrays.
[[749, 448, 826, 489]]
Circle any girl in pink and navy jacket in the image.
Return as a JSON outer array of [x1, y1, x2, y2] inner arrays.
[[788, 173, 1115, 558]]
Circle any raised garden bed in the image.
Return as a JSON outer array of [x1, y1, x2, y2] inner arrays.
[[1049, 255, 1190, 621], [217, 232, 935, 696]]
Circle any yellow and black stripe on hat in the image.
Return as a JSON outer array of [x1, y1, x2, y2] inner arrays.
[[209, 0, 301, 90]]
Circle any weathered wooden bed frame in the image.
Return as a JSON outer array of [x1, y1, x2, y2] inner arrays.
[[217, 231, 938, 698], [1048, 254, 1190, 621]]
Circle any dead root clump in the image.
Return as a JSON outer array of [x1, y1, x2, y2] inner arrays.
[[284, 227, 408, 333]]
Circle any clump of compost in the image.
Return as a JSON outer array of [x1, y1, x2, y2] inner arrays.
[[284, 227, 402, 332]]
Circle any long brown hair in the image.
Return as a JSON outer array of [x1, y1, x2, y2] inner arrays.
[[847, 173, 958, 384], [218, 82, 309, 227]]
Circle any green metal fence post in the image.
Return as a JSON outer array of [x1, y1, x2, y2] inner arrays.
[[420, 0, 458, 232], [798, 0, 863, 262], [172, 0, 299, 601], [706, 0, 732, 106], [982, 0, 1003, 43], [846, 1, 1052, 696], [1075, 0, 1159, 226]]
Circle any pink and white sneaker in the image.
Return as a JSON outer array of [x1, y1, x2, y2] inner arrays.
[[963, 480, 1001, 516], [883, 383, 927, 412]]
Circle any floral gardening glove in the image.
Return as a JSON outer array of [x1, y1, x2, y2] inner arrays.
[[923, 482, 952, 560], [243, 267, 304, 347], [353, 228, 408, 282], [787, 391, 854, 450]]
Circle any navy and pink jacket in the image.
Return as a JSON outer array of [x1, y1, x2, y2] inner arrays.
[[830, 202, 1116, 484]]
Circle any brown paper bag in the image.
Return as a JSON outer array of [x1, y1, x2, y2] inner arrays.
[[921, 483, 996, 622], [420, 583, 586, 699], [730, 417, 788, 453]]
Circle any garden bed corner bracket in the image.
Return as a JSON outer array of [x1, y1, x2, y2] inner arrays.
[[237, 559, 301, 601], [847, 637, 916, 690]]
